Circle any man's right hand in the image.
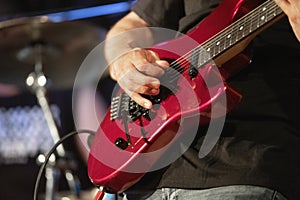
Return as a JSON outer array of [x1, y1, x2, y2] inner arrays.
[[109, 47, 169, 109]]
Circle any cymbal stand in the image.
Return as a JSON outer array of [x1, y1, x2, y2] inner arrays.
[[26, 43, 80, 200]]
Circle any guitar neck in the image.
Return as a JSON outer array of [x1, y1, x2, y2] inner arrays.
[[193, 0, 285, 68]]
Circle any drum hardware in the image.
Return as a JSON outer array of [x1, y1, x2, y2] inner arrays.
[[26, 40, 82, 200], [0, 16, 104, 90], [0, 16, 105, 200]]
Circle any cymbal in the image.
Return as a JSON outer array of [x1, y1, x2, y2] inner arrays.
[[0, 16, 106, 90]]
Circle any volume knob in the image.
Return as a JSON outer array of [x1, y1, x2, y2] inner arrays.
[[115, 138, 129, 150]]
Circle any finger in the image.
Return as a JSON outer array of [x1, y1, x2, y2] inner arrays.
[[128, 91, 158, 109], [119, 78, 160, 95], [147, 49, 160, 60], [118, 70, 160, 109], [125, 89, 153, 109], [147, 50, 170, 69], [137, 85, 160, 95], [131, 50, 168, 76], [109, 65, 118, 81], [134, 63, 166, 77], [119, 70, 161, 92], [155, 60, 170, 69]]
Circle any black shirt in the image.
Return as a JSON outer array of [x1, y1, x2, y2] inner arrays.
[[131, 0, 300, 199]]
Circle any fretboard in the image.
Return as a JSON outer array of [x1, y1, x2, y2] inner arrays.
[[192, 0, 284, 69]]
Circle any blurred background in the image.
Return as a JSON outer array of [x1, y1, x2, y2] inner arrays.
[[0, 0, 133, 199]]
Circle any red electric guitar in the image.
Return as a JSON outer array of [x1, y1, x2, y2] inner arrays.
[[88, 0, 284, 194]]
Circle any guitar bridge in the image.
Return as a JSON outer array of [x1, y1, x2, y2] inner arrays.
[[110, 93, 130, 120], [110, 93, 151, 121]]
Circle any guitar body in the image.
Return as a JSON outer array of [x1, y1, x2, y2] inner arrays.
[[88, 0, 265, 193]]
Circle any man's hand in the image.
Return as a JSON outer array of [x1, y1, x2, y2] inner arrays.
[[109, 48, 169, 109], [274, 0, 300, 41]]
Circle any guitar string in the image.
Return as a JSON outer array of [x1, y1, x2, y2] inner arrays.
[[167, 2, 281, 81], [170, 6, 277, 79], [193, 1, 282, 66], [166, 1, 280, 80], [162, 1, 281, 81]]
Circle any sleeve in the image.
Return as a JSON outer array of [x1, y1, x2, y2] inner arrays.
[[131, 0, 185, 30]]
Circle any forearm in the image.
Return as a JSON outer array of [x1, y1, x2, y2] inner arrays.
[[104, 11, 153, 70], [104, 11, 169, 108], [106, 12, 149, 39]]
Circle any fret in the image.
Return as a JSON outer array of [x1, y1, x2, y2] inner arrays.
[[201, 46, 211, 66], [197, 48, 203, 67], [190, 48, 199, 69], [261, 5, 268, 22], [205, 46, 212, 63], [214, 39, 221, 57], [192, 45, 211, 68], [242, 18, 251, 37], [218, 32, 226, 51], [232, 25, 239, 43], [225, 23, 233, 48], [206, 46, 213, 63], [260, 7, 268, 24], [226, 33, 232, 47], [255, 3, 264, 27], [272, 5, 278, 17], [236, 21, 245, 41], [249, 10, 253, 33], [199, 45, 209, 66], [216, 40, 221, 55], [275, 5, 282, 16], [211, 44, 217, 58], [266, 4, 272, 23], [256, 9, 262, 28]]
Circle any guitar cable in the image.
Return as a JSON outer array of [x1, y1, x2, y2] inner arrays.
[[33, 129, 96, 200]]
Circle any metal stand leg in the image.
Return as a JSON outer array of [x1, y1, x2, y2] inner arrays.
[[65, 170, 81, 197], [27, 44, 81, 200], [45, 166, 60, 200]]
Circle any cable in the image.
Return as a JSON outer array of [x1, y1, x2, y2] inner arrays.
[[33, 129, 96, 200]]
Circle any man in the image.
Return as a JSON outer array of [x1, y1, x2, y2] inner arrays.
[[103, 0, 300, 199]]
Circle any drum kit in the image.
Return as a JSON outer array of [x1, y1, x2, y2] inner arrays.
[[0, 16, 104, 90], [0, 15, 105, 200]]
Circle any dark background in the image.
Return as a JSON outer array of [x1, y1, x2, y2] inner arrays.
[[0, 1, 130, 199], [0, 0, 133, 29]]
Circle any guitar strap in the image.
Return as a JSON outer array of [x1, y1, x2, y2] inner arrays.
[[93, 189, 105, 200]]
